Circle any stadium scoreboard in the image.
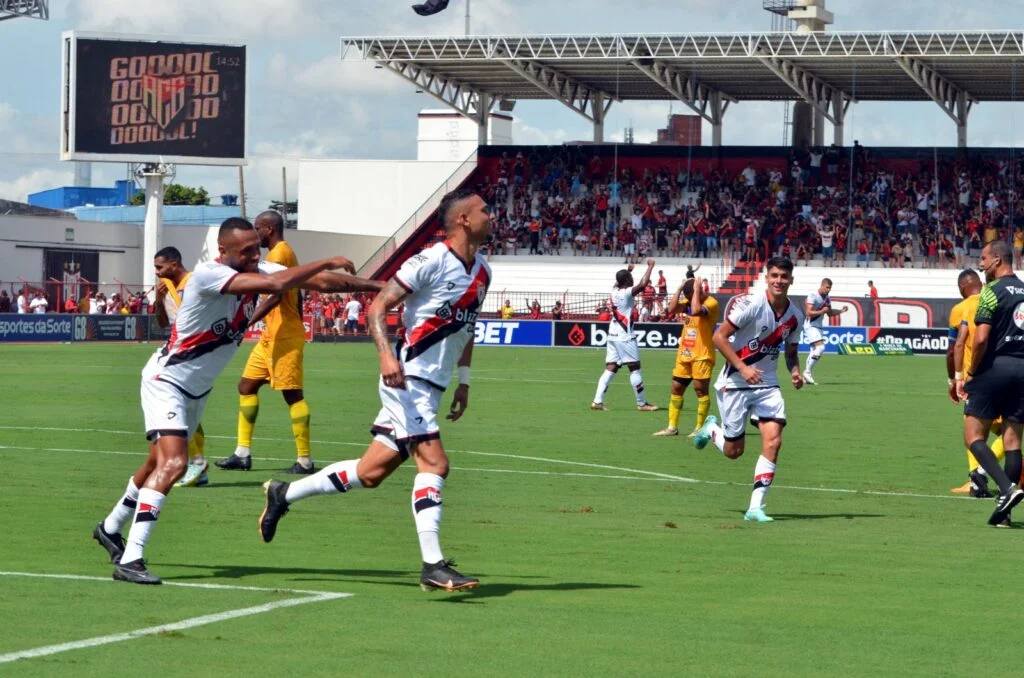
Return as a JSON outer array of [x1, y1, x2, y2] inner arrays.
[[61, 32, 247, 166]]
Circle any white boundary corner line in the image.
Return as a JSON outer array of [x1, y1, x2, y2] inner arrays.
[[0, 572, 351, 665]]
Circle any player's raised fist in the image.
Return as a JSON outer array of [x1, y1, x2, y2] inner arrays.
[[646, 259, 655, 267], [326, 256, 356, 274]]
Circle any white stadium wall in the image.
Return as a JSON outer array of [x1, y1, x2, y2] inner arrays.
[[297, 159, 464, 237], [416, 109, 513, 162], [0, 216, 386, 287]]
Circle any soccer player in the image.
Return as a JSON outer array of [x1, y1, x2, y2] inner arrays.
[[653, 276, 719, 437], [960, 241, 1024, 526], [256, 188, 491, 592], [692, 257, 804, 522], [92, 218, 382, 584], [591, 259, 659, 412], [153, 247, 208, 488], [947, 269, 1004, 497], [217, 211, 315, 474], [802, 278, 847, 385]]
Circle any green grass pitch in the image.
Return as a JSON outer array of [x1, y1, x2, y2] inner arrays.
[[0, 343, 1009, 676]]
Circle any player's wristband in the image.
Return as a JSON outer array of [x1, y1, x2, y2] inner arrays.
[[954, 371, 963, 380], [947, 378, 954, 387], [458, 365, 471, 386]]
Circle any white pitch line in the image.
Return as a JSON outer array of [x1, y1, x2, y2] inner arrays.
[[0, 426, 975, 502], [0, 425, 692, 483], [0, 572, 349, 665], [0, 571, 349, 597], [0, 444, 653, 483]]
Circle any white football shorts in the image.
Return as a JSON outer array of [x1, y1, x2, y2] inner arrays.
[[803, 325, 825, 344], [716, 386, 787, 440], [371, 376, 443, 459], [140, 375, 208, 442], [605, 338, 641, 365]]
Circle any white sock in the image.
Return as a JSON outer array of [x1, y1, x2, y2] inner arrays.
[[412, 473, 445, 564], [629, 369, 647, 406], [103, 477, 139, 535], [192, 454, 206, 466], [805, 346, 824, 374], [749, 455, 776, 511], [295, 456, 313, 470], [285, 459, 362, 502], [234, 446, 251, 459], [593, 369, 616, 404], [121, 488, 165, 564], [706, 421, 726, 453]]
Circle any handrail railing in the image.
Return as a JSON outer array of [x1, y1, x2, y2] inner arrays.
[[356, 150, 479, 279]]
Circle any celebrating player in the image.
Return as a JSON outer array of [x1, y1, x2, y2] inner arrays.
[[961, 241, 1024, 526], [947, 269, 1004, 497], [693, 257, 804, 522], [257, 188, 492, 592], [590, 259, 659, 412], [217, 211, 316, 475], [92, 218, 382, 584], [802, 278, 846, 385], [153, 247, 210, 488], [653, 276, 719, 437]]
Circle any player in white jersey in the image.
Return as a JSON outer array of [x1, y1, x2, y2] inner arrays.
[[591, 259, 659, 411], [257, 188, 492, 592], [92, 218, 380, 584], [802, 278, 847, 385], [693, 257, 805, 522]]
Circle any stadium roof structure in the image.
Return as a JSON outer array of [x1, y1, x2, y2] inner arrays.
[[340, 30, 1024, 147], [0, 0, 48, 21]]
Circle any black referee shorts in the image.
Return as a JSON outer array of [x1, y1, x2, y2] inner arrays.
[[964, 359, 1024, 423]]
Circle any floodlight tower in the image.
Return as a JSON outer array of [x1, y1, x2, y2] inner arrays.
[[0, 0, 49, 21], [763, 0, 834, 147]]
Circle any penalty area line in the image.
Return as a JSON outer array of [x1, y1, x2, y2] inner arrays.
[[0, 571, 350, 665]]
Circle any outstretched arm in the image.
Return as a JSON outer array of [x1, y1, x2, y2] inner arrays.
[[369, 279, 410, 389], [301, 271, 385, 294], [630, 260, 655, 296], [222, 256, 356, 296]]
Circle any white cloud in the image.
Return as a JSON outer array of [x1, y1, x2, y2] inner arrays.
[[0, 168, 74, 203], [292, 56, 406, 95], [71, 0, 346, 39]]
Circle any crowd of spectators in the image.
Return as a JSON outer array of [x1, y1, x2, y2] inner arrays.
[[475, 145, 1024, 269], [0, 286, 152, 315], [303, 292, 373, 335]]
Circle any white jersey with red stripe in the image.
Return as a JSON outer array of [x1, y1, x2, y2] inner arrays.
[[142, 260, 284, 396], [714, 292, 802, 392], [394, 241, 491, 390], [804, 290, 830, 329], [607, 286, 636, 341]]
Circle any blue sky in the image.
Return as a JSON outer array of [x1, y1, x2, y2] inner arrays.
[[2, 0, 1024, 210]]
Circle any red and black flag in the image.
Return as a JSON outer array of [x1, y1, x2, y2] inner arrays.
[[412, 0, 450, 16]]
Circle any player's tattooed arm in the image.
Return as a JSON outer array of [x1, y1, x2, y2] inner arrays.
[[301, 272, 385, 293], [369, 279, 410, 388]]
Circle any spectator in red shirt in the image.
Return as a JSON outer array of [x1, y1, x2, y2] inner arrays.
[[529, 300, 542, 320], [867, 281, 879, 298], [64, 297, 78, 313]]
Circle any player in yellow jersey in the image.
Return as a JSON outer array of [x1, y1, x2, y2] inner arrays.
[[154, 247, 209, 487], [653, 276, 720, 437], [947, 269, 1004, 497], [217, 211, 316, 474]]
